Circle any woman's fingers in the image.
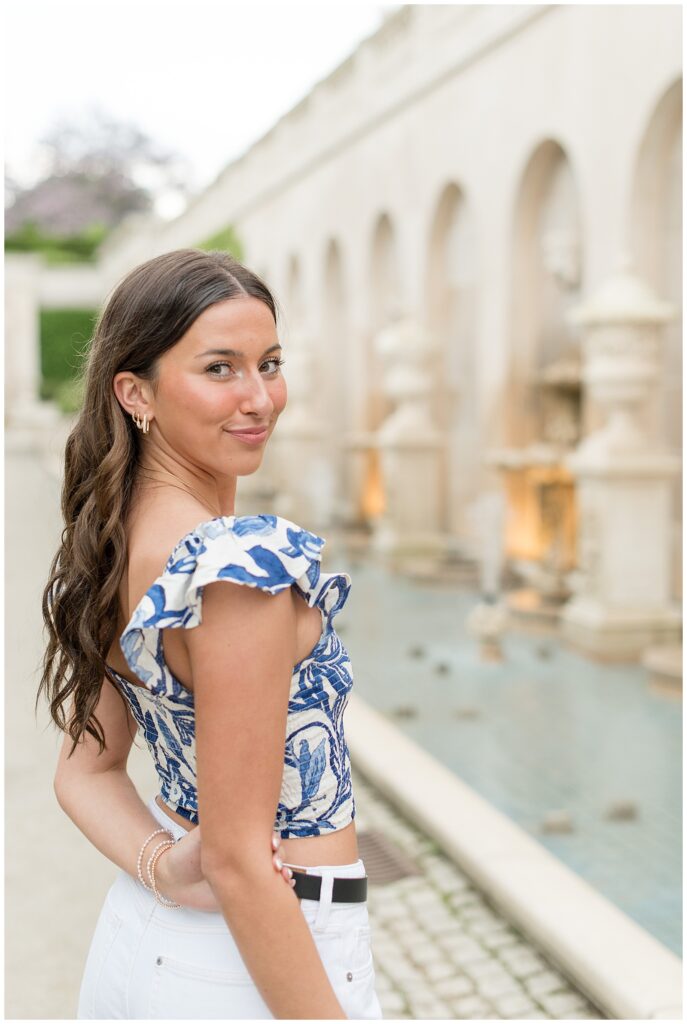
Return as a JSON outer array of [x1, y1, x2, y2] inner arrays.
[[272, 852, 293, 881], [272, 833, 296, 886]]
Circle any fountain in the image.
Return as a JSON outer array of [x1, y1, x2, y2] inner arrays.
[[486, 349, 581, 625], [465, 491, 509, 661], [346, 315, 445, 566], [560, 256, 681, 659]]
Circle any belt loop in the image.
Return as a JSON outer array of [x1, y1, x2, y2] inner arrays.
[[313, 872, 334, 931]]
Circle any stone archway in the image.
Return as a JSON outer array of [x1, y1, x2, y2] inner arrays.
[[368, 212, 402, 432], [629, 77, 682, 600], [285, 252, 304, 338], [504, 140, 582, 570], [510, 141, 583, 444], [425, 182, 479, 536], [321, 238, 355, 524]]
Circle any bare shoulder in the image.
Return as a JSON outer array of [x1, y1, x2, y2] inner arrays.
[[125, 494, 217, 595]]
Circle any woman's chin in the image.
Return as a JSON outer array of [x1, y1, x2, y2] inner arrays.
[[233, 450, 267, 475]]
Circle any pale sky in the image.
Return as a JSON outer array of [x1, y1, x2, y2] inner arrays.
[[5, 1, 395, 216]]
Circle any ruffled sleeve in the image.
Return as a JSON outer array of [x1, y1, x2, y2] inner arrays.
[[119, 513, 351, 698]]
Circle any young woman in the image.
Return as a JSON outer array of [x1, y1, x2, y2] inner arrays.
[[39, 249, 383, 1019]]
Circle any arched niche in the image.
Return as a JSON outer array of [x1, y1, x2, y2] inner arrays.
[[506, 140, 582, 565], [370, 212, 402, 332], [367, 212, 401, 433], [629, 77, 682, 598], [323, 238, 347, 415], [284, 253, 304, 340], [321, 238, 353, 519], [425, 182, 479, 534], [510, 140, 583, 443]]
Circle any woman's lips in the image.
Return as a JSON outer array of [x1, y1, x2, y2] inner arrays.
[[224, 427, 269, 446]]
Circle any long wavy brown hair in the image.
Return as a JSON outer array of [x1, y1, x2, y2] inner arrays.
[[38, 248, 278, 755]]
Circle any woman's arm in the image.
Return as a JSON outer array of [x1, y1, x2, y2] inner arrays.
[[54, 676, 173, 879], [187, 579, 348, 1020], [53, 673, 293, 910]]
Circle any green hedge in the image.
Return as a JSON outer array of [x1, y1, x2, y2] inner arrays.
[[54, 377, 86, 414], [6, 222, 108, 264], [40, 308, 96, 411], [196, 224, 243, 260]]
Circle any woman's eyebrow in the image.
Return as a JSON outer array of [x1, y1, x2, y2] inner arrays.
[[195, 343, 283, 359]]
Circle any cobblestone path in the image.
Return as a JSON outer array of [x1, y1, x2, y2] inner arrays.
[[352, 770, 605, 1020]]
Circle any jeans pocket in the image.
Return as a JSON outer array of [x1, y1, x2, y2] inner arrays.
[[336, 925, 383, 1020], [76, 897, 125, 1018], [147, 954, 270, 1019], [350, 925, 373, 971], [300, 920, 379, 1020]]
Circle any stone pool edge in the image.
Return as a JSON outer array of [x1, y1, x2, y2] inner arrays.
[[345, 692, 682, 1020]]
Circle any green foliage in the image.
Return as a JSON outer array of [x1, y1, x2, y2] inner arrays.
[[196, 224, 244, 260], [5, 221, 108, 263], [40, 309, 96, 404], [55, 377, 86, 414], [39, 378, 60, 401]]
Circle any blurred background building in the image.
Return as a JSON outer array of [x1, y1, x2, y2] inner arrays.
[[6, 5, 681, 671], [5, 5, 683, 1017]]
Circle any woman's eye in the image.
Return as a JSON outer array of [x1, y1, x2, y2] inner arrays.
[[262, 358, 285, 374], [206, 358, 284, 379], [206, 362, 234, 377]]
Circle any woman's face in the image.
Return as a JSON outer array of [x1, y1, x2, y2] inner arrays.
[[145, 295, 287, 477]]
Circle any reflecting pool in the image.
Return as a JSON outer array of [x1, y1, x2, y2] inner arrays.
[[337, 557, 682, 956]]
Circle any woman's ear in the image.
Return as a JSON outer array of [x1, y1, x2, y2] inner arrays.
[[112, 371, 154, 420]]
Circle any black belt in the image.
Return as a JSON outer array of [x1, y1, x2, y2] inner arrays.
[[291, 870, 367, 903]]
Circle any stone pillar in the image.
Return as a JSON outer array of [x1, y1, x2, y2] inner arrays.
[[262, 334, 332, 530], [560, 258, 681, 658], [371, 316, 444, 557], [4, 254, 60, 451]]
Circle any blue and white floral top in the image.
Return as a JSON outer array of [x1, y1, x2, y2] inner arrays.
[[107, 514, 356, 838]]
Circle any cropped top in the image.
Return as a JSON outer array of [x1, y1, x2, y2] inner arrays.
[[107, 514, 356, 838]]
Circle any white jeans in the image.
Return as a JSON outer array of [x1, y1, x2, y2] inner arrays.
[[77, 797, 383, 1019]]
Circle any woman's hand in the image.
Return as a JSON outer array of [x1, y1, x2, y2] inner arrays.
[[154, 828, 296, 912], [270, 832, 298, 889]]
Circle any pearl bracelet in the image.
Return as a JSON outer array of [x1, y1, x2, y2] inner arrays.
[[137, 828, 172, 892], [146, 837, 175, 885], [148, 840, 181, 908]]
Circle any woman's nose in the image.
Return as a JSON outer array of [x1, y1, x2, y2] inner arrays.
[[237, 371, 274, 416]]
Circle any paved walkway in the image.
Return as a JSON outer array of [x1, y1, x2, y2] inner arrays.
[[353, 769, 604, 1020], [6, 443, 604, 1019]]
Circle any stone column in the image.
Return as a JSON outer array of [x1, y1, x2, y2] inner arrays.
[[371, 316, 444, 557], [4, 254, 60, 451], [560, 258, 681, 658], [261, 333, 332, 530]]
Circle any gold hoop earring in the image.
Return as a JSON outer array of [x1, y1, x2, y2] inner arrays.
[[132, 410, 151, 434]]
